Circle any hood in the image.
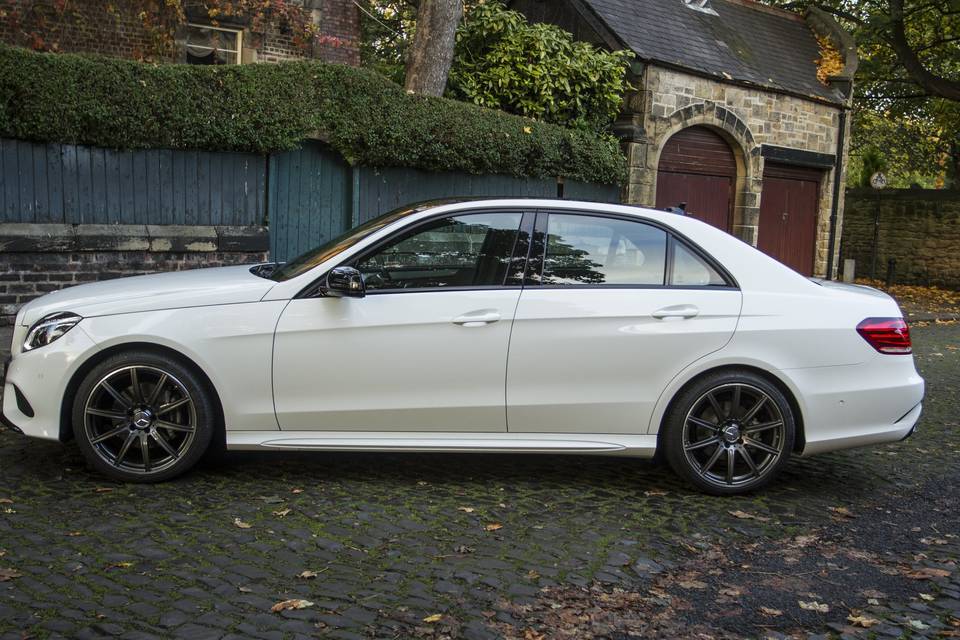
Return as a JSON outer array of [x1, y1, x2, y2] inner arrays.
[[19, 265, 277, 327]]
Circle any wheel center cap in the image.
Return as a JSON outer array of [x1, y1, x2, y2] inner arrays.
[[722, 424, 741, 443], [132, 409, 154, 430]]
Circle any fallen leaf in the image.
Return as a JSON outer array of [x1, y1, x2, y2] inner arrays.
[[909, 619, 930, 631], [454, 545, 474, 554], [0, 498, 12, 504], [678, 580, 707, 589], [728, 510, 770, 522], [297, 570, 319, 579], [848, 614, 879, 628], [644, 490, 668, 497], [458, 507, 475, 513], [233, 518, 252, 529], [861, 589, 887, 599], [920, 593, 935, 601], [920, 537, 948, 545], [719, 586, 743, 597], [423, 613, 443, 623], [522, 126, 532, 134], [106, 562, 133, 570], [904, 567, 950, 580], [760, 606, 782, 617], [271, 599, 314, 613], [2, 508, 15, 514], [794, 535, 819, 547], [798, 600, 830, 613], [485, 523, 503, 532], [526, 569, 540, 580], [94, 487, 114, 493], [238, 586, 253, 593], [65, 531, 83, 537], [272, 508, 291, 518], [0, 568, 21, 581], [829, 506, 855, 519], [291, 488, 304, 494]]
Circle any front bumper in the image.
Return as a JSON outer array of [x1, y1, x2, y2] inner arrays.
[[2, 325, 98, 441], [0, 356, 23, 434]]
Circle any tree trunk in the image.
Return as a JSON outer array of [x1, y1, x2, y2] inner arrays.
[[404, 0, 463, 97]]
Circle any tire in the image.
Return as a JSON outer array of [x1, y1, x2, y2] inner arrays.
[[72, 350, 215, 483], [662, 370, 795, 495]]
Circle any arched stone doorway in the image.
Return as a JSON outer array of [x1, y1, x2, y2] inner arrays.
[[655, 126, 737, 231]]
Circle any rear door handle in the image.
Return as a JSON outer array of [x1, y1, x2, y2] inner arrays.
[[453, 311, 501, 326], [652, 304, 699, 320]]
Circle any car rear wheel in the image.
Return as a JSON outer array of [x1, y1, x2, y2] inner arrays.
[[662, 370, 795, 495], [72, 351, 215, 483]]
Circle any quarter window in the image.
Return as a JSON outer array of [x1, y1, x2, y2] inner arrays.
[[541, 214, 667, 286], [354, 212, 522, 291], [670, 240, 728, 286]]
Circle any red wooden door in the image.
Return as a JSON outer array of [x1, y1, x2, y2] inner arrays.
[[655, 126, 736, 231], [656, 172, 733, 230], [758, 163, 822, 276]]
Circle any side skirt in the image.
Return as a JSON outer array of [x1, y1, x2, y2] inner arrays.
[[226, 431, 658, 458]]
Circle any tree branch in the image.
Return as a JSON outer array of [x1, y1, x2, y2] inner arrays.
[[887, 0, 960, 101]]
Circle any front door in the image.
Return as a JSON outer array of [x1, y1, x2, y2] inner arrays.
[[273, 211, 526, 431], [507, 212, 742, 434]]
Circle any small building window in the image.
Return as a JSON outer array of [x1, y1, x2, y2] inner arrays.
[[184, 24, 243, 65]]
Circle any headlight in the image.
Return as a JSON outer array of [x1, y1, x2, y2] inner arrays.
[[23, 312, 82, 352]]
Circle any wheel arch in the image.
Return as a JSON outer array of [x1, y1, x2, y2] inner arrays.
[[654, 363, 806, 454], [59, 342, 226, 444]]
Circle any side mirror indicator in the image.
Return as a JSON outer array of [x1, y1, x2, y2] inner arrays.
[[324, 266, 366, 298]]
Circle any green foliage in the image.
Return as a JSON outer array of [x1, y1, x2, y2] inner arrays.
[[0, 44, 626, 184], [762, 0, 960, 188], [448, 2, 633, 131]]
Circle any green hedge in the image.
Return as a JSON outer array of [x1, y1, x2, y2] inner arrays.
[[0, 45, 626, 185]]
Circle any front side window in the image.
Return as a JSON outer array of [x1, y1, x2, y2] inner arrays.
[[541, 214, 667, 286], [185, 24, 242, 65], [354, 212, 522, 291]]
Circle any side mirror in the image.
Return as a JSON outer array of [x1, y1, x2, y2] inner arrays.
[[324, 266, 366, 298]]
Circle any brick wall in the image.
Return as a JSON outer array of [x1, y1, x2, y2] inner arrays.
[[0, 225, 269, 326], [0, 0, 359, 66], [620, 65, 847, 277], [841, 189, 960, 289]]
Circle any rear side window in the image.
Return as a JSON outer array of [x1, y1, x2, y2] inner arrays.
[[670, 240, 728, 286], [541, 214, 667, 286]]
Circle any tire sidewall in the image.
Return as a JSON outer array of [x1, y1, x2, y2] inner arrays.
[[72, 351, 215, 483], [663, 370, 796, 496]]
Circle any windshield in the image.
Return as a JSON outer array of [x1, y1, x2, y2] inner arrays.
[[269, 204, 430, 282]]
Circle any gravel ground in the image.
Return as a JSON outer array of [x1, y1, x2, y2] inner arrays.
[[0, 322, 957, 639]]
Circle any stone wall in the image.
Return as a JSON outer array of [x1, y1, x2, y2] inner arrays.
[[841, 189, 960, 289], [0, 0, 360, 66], [0, 225, 269, 325], [619, 65, 848, 277]]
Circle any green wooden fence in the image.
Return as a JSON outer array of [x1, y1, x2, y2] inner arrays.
[[0, 138, 620, 261], [268, 142, 620, 261]]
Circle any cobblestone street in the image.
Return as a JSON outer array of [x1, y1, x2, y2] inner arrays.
[[0, 323, 958, 639]]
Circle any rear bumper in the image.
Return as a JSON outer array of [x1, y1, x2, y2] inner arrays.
[[789, 359, 925, 456]]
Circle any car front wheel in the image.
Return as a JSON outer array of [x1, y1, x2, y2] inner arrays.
[[72, 351, 215, 482], [662, 370, 795, 495]]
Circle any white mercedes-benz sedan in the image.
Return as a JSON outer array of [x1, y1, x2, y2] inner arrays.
[[1, 199, 924, 494]]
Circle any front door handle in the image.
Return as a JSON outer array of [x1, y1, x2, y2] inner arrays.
[[652, 304, 699, 320], [453, 311, 501, 326]]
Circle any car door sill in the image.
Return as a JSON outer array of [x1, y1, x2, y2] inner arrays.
[[226, 432, 657, 457]]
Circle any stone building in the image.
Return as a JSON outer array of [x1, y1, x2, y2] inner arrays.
[[512, 0, 857, 276], [0, 0, 360, 67]]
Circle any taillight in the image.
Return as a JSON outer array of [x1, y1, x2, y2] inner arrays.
[[857, 317, 912, 354]]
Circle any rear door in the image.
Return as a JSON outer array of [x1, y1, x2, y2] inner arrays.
[[506, 211, 742, 434]]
